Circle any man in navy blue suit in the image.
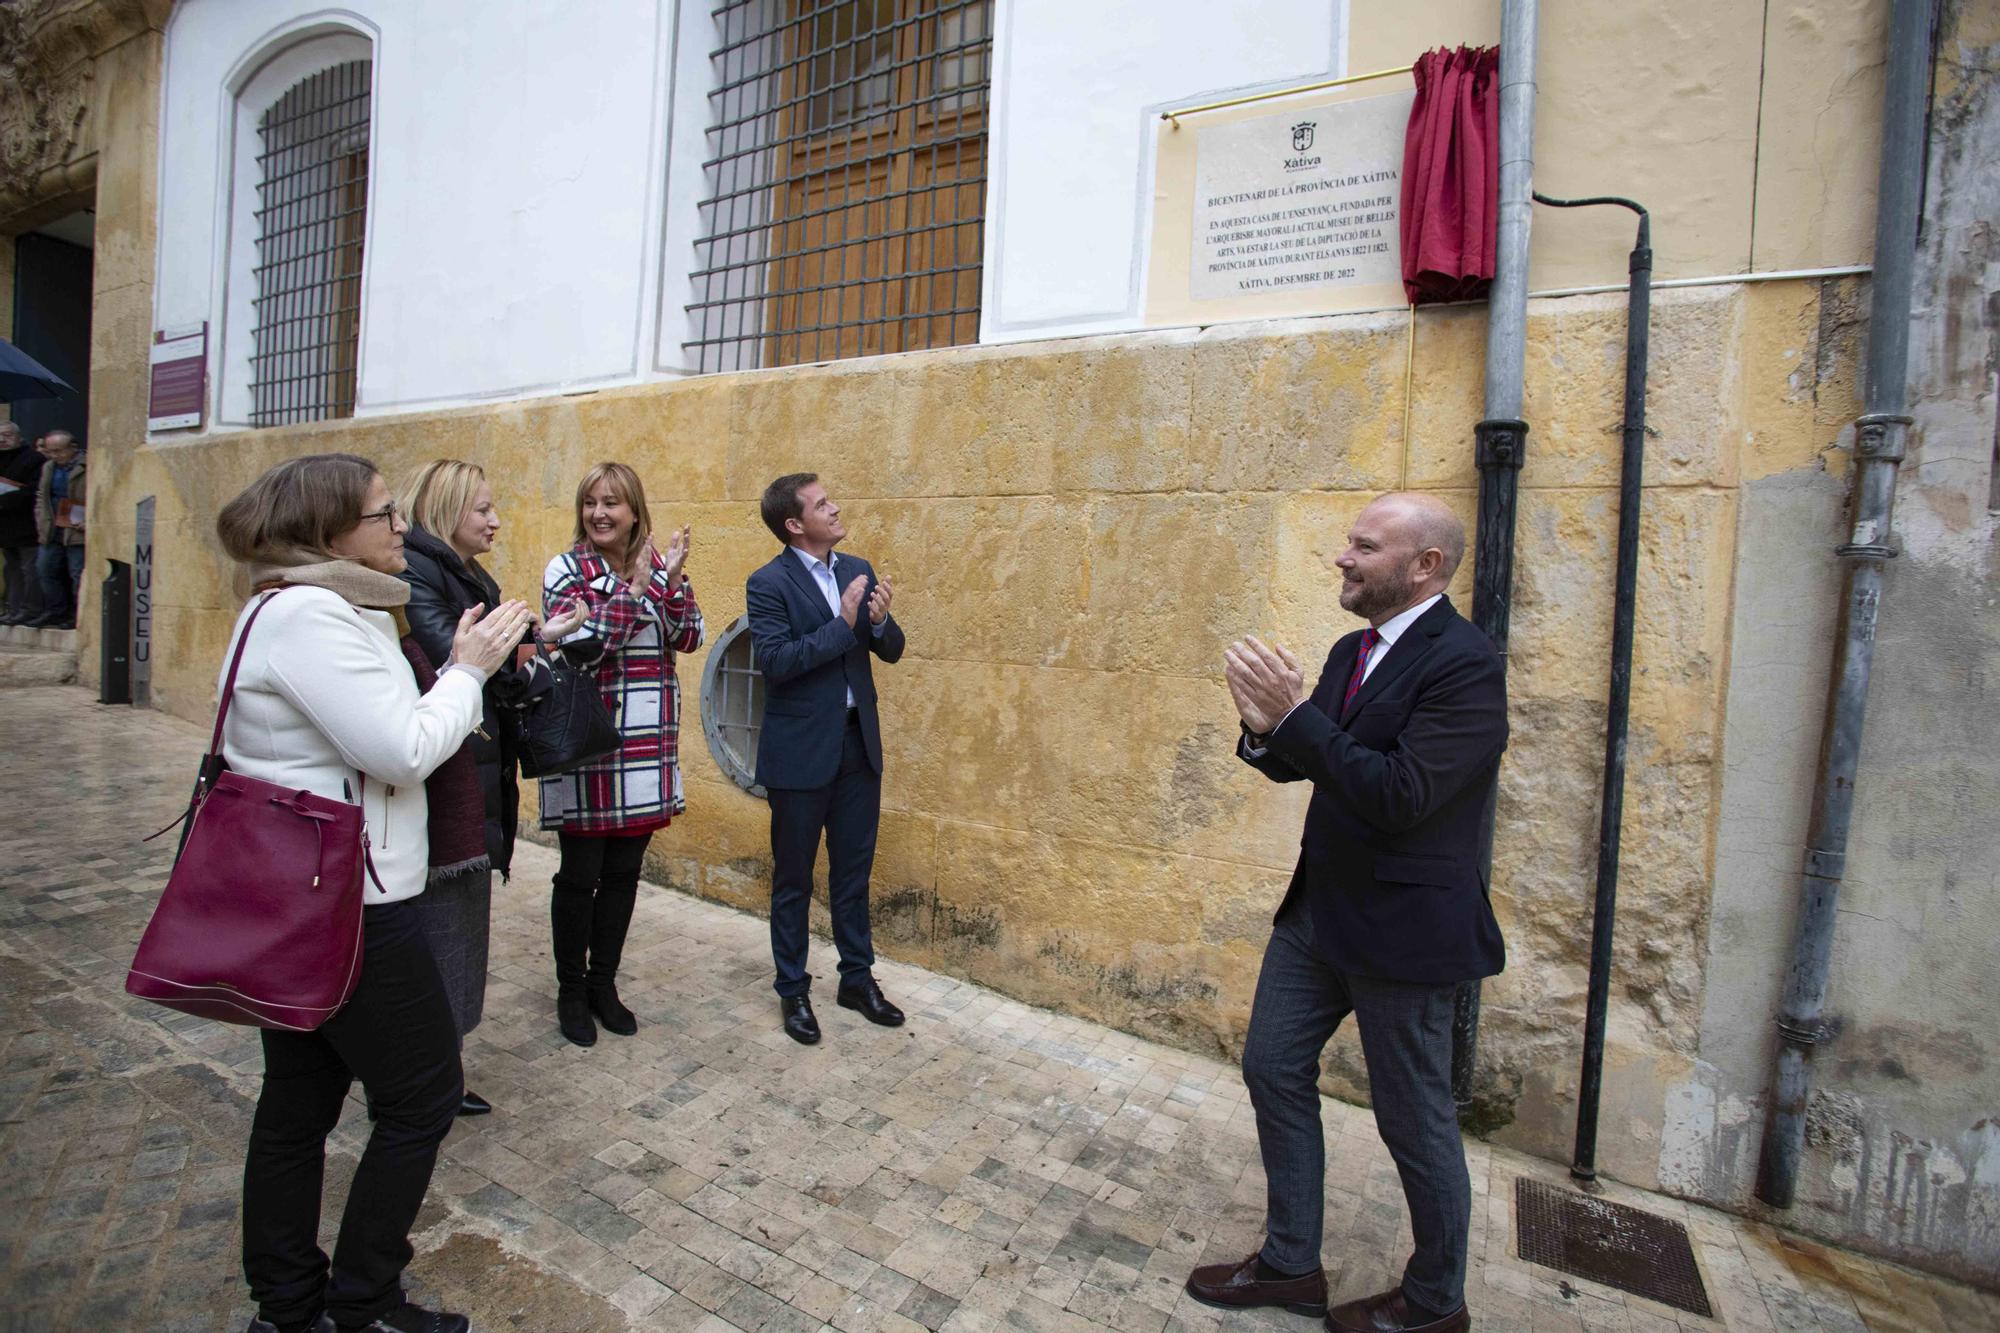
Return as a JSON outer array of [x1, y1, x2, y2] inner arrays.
[[746, 473, 907, 1045], [1187, 492, 1504, 1333]]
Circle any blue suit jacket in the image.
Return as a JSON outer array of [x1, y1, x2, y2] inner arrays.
[[747, 548, 905, 790], [1244, 596, 1509, 985]]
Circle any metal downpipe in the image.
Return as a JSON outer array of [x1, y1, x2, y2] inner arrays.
[[1524, 195, 1653, 1184], [1459, 0, 1540, 1105], [1755, 0, 1933, 1210]]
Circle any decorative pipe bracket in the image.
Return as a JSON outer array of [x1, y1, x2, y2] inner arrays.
[[1803, 847, 1846, 879], [1775, 1016, 1832, 1047], [1475, 419, 1529, 470], [1854, 413, 1912, 462]]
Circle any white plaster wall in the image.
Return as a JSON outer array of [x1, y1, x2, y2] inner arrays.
[[154, 0, 672, 425], [980, 0, 1345, 342]]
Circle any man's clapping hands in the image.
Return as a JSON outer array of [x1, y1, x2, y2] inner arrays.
[[1223, 635, 1307, 735]]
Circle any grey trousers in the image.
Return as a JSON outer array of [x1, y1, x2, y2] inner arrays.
[[1241, 903, 1470, 1313]]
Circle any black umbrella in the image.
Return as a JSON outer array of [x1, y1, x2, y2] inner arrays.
[[0, 336, 75, 402]]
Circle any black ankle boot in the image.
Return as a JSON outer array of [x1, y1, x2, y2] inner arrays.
[[557, 985, 596, 1046], [588, 983, 637, 1035]]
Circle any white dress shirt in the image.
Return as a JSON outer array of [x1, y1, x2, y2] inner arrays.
[[790, 545, 884, 706]]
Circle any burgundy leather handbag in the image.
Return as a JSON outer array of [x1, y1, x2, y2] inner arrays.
[[125, 589, 373, 1030]]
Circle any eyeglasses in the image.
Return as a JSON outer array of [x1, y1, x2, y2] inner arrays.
[[358, 502, 403, 526]]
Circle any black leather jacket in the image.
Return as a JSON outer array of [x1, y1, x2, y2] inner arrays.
[[398, 524, 525, 878], [0, 445, 46, 548]]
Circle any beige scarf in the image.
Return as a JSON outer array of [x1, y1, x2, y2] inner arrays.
[[240, 556, 411, 610]]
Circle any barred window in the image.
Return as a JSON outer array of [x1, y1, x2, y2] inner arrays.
[[249, 59, 371, 427], [686, 0, 993, 373], [699, 616, 767, 795]]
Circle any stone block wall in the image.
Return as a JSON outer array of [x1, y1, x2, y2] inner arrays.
[[86, 277, 1858, 1193]]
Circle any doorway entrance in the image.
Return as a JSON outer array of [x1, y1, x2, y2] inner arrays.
[[9, 210, 95, 446]]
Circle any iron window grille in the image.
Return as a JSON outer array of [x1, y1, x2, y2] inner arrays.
[[700, 616, 768, 795], [248, 59, 371, 427], [686, 0, 993, 373]]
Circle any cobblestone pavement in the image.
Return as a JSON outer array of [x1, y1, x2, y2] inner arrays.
[[3, 685, 1995, 1332]]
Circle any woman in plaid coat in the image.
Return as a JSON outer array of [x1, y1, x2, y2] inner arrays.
[[540, 462, 704, 1046]]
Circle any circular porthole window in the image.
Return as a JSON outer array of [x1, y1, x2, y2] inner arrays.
[[699, 615, 766, 798]]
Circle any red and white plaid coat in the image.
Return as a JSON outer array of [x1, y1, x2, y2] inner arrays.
[[537, 543, 705, 835]]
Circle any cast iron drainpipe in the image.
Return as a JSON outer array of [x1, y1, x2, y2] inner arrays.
[[1756, 0, 1932, 1210], [1459, 0, 1542, 1110], [1525, 193, 1653, 1186]]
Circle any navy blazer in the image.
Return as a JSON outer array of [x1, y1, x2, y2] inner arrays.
[[747, 548, 905, 790], [1243, 596, 1508, 985]]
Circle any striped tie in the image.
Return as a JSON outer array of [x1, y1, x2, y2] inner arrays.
[[1343, 627, 1381, 710]]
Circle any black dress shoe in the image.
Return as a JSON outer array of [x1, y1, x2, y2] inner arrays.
[[588, 983, 637, 1035], [1326, 1286, 1469, 1332], [1183, 1253, 1327, 1317], [457, 1089, 492, 1117], [836, 979, 905, 1026], [782, 994, 821, 1044], [336, 1299, 469, 1333], [247, 1315, 334, 1333], [557, 986, 597, 1046]]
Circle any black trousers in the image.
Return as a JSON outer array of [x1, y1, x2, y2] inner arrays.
[[551, 831, 651, 990], [2, 542, 41, 619], [242, 900, 463, 1329], [767, 712, 879, 998], [1240, 902, 1471, 1313]]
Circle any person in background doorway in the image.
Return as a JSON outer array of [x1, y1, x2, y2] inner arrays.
[[395, 458, 587, 1117], [29, 430, 84, 628], [538, 461, 704, 1047], [0, 421, 45, 625]]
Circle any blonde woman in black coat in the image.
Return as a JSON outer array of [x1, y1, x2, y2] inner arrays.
[[396, 459, 580, 1116]]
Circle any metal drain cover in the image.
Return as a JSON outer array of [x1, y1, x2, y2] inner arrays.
[[1515, 1177, 1713, 1317]]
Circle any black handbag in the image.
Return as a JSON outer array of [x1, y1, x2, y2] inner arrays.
[[513, 639, 623, 777]]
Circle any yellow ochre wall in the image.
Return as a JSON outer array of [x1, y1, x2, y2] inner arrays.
[[86, 276, 1860, 1182], [1349, 0, 1886, 286]]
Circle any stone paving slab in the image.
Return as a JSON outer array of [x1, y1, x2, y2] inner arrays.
[[2, 686, 1995, 1331]]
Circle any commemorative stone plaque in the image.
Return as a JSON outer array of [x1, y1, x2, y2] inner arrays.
[[1189, 89, 1413, 303]]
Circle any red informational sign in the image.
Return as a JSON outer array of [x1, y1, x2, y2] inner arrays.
[[148, 324, 207, 431]]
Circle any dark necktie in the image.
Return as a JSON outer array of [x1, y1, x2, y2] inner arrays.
[[1342, 627, 1381, 710]]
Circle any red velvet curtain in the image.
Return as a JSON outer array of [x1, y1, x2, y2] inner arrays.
[[1400, 46, 1500, 306]]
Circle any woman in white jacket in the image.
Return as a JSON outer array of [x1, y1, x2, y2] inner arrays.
[[216, 454, 530, 1333]]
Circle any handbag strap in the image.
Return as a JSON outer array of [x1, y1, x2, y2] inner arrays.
[[208, 585, 386, 893], [207, 588, 287, 759]]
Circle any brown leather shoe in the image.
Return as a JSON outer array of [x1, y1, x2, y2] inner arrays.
[[1326, 1286, 1469, 1332], [1184, 1252, 1328, 1316]]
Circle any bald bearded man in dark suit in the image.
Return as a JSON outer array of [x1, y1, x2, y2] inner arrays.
[[1186, 493, 1506, 1333]]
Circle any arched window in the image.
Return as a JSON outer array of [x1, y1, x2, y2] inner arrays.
[[219, 29, 375, 428], [699, 616, 767, 795], [248, 59, 371, 425]]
